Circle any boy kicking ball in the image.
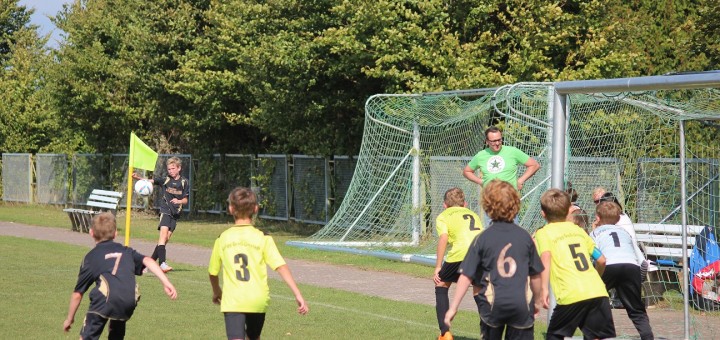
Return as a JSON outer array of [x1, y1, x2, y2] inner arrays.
[[63, 212, 177, 339]]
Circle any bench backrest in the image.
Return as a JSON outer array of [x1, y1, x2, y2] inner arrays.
[[634, 223, 704, 261], [86, 189, 123, 211]]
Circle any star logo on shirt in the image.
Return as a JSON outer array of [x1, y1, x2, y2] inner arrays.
[[486, 156, 505, 174]]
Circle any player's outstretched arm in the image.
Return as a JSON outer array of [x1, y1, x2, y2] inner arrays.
[[142, 257, 177, 299], [276, 264, 309, 315], [209, 274, 222, 304], [530, 273, 543, 315], [63, 292, 83, 332], [433, 233, 448, 285], [540, 251, 552, 309], [444, 274, 472, 328], [594, 254, 607, 277]]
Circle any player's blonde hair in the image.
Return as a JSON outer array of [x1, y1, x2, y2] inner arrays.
[[540, 188, 572, 223], [443, 187, 465, 207], [595, 201, 622, 225], [228, 187, 257, 219], [167, 156, 182, 168], [91, 212, 117, 241], [482, 179, 519, 222]]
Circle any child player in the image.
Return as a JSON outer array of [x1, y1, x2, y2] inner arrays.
[[590, 201, 654, 340], [208, 187, 308, 340], [63, 212, 177, 339], [132, 156, 189, 273], [535, 188, 615, 340], [444, 180, 544, 340], [433, 187, 483, 340]]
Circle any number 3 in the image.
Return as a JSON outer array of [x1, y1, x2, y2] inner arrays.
[[234, 253, 250, 281]]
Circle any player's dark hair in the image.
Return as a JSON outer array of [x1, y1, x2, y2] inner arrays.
[[228, 187, 257, 219], [482, 179, 520, 222], [540, 188, 572, 222], [598, 192, 624, 211], [595, 201, 622, 225], [443, 187, 465, 207], [91, 212, 116, 241], [565, 182, 578, 203], [569, 208, 590, 232], [484, 126, 502, 140]]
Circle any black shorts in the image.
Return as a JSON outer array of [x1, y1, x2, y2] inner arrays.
[[158, 214, 178, 232], [546, 297, 615, 340], [438, 261, 462, 283], [481, 321, 534, 340], [224, 312, 266, 340], [80, 313, 126, 340]]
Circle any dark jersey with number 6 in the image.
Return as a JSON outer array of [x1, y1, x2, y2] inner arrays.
[[460, 221, 544, 328], [73, 241, 145, 320], [208, 225, 286, 313]]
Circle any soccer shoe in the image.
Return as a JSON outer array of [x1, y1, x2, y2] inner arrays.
[[438, 331, 453, 340], [160, 262, 173, 273]]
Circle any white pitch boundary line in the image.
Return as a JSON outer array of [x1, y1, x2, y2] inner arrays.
[[270, 294, 478, 338]]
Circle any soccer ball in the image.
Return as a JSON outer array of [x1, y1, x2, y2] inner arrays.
[[134, 179, 153, 197]]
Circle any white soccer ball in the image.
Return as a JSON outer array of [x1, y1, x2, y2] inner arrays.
[[134, 179, 153, 197]]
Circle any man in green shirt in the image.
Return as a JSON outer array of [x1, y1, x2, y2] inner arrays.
[[463, 126, 540, 190]]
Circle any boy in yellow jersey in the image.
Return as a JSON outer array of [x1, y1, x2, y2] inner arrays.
[[208, 187, 308, 340], [433, 187, 483, 340], [535, 188, 615, 340]]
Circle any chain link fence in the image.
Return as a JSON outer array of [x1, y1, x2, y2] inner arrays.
[[0, 153, 357, 225]]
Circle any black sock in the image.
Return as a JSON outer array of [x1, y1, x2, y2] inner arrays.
[[151, 245, 159, 261], [435, 286, 450, 335], [158, 245, 166, 264]]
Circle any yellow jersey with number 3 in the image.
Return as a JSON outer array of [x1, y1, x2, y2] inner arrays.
[[436, 206, 484, 262], [535, 221, 608, 305], [208, 225, 286, 313]]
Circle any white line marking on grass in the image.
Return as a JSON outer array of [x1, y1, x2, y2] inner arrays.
[[270, 294, 476, 338]]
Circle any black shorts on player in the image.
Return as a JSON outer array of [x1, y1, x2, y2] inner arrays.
[[437, 261, 462, 283], [224, 312, 266, 340], [80, 313, 127, 340], [546, 297, 616, 340]]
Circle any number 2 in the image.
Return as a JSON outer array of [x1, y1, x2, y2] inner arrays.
[[234, 253, 250, 281], [463, 214, 481, 231]]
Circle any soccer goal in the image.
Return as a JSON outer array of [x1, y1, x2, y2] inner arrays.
[[289, 71, 720, 337]]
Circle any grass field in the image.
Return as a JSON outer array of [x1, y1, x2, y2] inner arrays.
[[0, 236, 487, 339], [0, 203, 551, 338]]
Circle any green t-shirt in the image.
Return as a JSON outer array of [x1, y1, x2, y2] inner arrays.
[[435, 206, 484, 262], [208, 225, 286, 313], [467, 145, 531, 188]]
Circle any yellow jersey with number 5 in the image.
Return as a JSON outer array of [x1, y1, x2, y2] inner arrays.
[[535, 221, 608, 305]]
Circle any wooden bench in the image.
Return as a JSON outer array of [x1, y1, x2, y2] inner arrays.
[[63, 189, 123, 233], [634, 223, 705, 271]]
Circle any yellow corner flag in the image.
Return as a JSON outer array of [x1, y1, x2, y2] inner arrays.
[[125, 132, 158, 245], [130, 132, 158, 171]]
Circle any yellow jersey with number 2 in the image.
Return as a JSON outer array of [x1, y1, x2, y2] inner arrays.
[[436, 206, 484, 262]]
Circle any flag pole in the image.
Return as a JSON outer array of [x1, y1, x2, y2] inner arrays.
[[124, 135, 135, 246]]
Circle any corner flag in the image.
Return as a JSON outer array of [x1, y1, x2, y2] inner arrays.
[[130, 133, 158, 171], [125, 132, 158, 245]]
